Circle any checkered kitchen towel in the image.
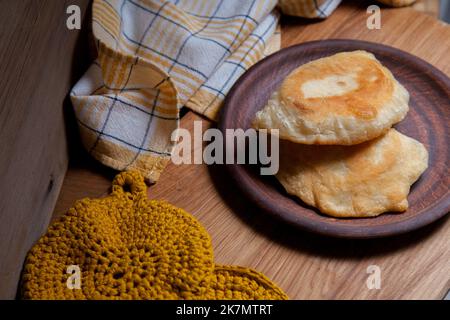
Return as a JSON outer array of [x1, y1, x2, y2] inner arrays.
[[71, 0, 414, 182]]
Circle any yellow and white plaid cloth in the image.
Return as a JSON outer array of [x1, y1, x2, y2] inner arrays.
[[71, 0, 416, 182]]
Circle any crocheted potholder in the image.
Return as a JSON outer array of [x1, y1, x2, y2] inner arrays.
[[21, 171, 287, 300], [206, 265, 288, 300], [22, 171, 214, 299]]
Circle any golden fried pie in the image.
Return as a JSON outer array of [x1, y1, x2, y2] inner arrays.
[[253, 51, 409, 145], [276, 129, 428, 218]]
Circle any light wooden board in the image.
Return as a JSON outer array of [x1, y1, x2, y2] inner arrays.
[[51, 1, 450, 299], [0, 0, 91, 299], [412, 0, 440, 18]]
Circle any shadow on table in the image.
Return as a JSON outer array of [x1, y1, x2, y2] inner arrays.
[[207, 163, 449, 259]]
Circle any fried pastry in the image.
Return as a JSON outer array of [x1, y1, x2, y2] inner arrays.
[[276, 129, 428, 217], [253, 51, 409, 145]]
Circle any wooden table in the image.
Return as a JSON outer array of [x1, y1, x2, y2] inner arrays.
[[53, 1, 450, 299]]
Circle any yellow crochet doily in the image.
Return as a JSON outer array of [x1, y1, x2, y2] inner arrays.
[[21, 171, 287, 300]]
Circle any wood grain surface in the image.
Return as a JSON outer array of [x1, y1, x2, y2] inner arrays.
[[0, 0, 91, 299], [220, 39, 450, 238], [51, 1, 450, 299]]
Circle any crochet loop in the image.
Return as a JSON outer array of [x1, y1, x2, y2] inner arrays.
[[112, 171, 147, 198]]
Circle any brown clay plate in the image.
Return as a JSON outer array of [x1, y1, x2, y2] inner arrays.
[[219, 39, 450, 238]]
